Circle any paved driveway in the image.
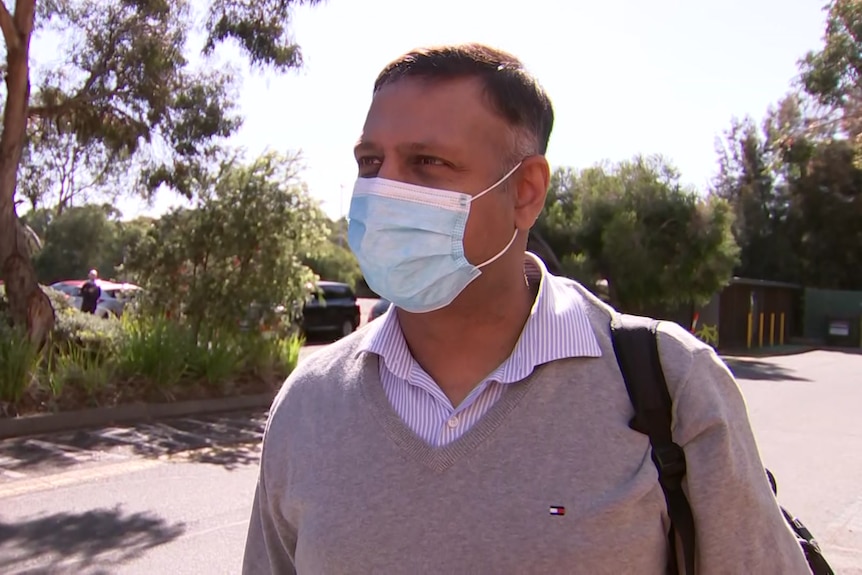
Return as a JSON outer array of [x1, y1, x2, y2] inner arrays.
[[726, 349, 862, 573]]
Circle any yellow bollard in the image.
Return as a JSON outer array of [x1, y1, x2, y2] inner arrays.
[[747, 313, 753, 349], [780, 313, 785, 346], [770, 313, 775, 346], [759, 313, 764, 347]]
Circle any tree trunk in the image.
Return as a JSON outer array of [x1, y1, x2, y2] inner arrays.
[[0, 1, 54, 345]]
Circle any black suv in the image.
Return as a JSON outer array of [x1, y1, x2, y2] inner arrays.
[[302, 281, 361, 340]]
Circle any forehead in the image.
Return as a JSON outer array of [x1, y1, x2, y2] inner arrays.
[[360, 76, 511, 156]]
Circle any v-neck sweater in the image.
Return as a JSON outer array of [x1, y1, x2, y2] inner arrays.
[[243, 282, 810, 575]]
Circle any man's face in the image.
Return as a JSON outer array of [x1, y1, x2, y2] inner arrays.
[[354, 76, 519, 266]]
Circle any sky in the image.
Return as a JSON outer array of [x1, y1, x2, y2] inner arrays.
[[113, 0, 827, 221]]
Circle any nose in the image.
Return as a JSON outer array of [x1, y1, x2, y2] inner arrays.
[[376, 158, 412, 184]]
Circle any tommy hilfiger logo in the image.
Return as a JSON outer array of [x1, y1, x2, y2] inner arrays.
[[549, 506, 566, 516]]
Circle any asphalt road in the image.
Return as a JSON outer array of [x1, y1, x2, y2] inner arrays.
[[0, 349, 860, 574]]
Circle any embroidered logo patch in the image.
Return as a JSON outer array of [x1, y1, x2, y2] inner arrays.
[[549, 506, 566, 516]]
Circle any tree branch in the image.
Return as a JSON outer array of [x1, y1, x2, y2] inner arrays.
[[0, 1, 20, 52]]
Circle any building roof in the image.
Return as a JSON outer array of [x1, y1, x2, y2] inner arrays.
[[730, 277, 802, 290]]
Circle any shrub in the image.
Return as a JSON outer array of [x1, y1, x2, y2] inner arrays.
[[1, 285, 303, 415], [47, 345, 114, 402], [0, 324, 40, 408], [53, 307, 122, 351], [114, 314, 195, 392], [187, 336, 245, 387]]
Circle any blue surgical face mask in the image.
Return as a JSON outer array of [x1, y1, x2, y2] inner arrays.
[[347, 163, 521, 314]]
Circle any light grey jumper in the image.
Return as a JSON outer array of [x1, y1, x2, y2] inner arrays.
[[243, 282, 810, 574]]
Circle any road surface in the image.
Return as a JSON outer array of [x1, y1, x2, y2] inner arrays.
[[0, 349, 860, 574]]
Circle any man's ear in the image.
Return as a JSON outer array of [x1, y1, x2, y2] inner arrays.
[[514, 155, 550, 229]]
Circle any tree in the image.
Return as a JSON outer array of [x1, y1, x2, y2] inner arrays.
[[787, 139, 862, 289], [22, 204, 150, 284], [31, 204, 121, 283], [302, 217, 364, 288], [711, 112, 801, 283], [0, 0, 324, 344], [800, 0, 862, 154], [538, 156, 740, 314], [125, 152, 330, 342], [712, 92, 862, 290]]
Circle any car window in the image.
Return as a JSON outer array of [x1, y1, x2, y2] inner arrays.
[[321, 285, 354, 300]]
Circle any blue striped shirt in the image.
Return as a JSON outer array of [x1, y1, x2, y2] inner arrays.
[[357, 252, 603, 447]]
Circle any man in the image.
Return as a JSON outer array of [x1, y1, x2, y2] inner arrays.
[[80, 269, 101, 315], [243, 44, 810, 574]]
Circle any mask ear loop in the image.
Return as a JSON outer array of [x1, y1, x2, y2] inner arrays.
[[469, 162, 523, 203], [470, 162, 523, 268], [477, 229, 519, 268]]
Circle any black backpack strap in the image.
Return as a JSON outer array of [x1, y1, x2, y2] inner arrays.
[[610, 314, 696, 575]]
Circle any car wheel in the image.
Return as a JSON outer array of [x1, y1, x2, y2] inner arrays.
[[341, 320, 355, 338]]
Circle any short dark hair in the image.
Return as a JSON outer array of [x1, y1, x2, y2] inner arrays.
[[373, 43, 555, 155]]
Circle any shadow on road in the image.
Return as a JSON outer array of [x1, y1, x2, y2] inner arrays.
[[723, 358, 812, 382], [0, 505, 185, 573], [182, 442, 262, 471], [0, 411, 267, 476]]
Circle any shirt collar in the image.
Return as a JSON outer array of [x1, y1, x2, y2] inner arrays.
[[356, 251, 602, 383]]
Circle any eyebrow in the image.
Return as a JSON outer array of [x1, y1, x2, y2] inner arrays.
[[353, 140, 464, 159]]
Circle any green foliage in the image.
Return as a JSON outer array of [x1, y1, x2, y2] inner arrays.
[[1, 283, 300, 414], [48, 345, 114, 400], [27, 205, 116, 282], [204, 0, 325, 70], [302, 217, 364, 288], [20, 206, 152, 285], [125, 151, 327, 340], [713, 95, 862, 290], [0, 325, 40, 406], [801, 0, 862, 111], [114, 315, 193, 390], [18, 0, 323, 212], [537, 156, 740, 314], [304, 244, 363, 288], [187, 338, 245, 388]]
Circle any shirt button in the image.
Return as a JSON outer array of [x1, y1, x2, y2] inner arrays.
[[447, 416, 460, 429]]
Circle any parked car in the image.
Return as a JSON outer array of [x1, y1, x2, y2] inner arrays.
[[368, 298, 391, 322], [301, 281, 361, 340], [50, 280, 142, 318]]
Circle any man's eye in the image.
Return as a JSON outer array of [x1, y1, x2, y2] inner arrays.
[[357, 157, 381, 167], [416, 156, 446, 166]]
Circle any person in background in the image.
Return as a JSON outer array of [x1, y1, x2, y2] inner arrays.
[[80, 269, 101, 315]]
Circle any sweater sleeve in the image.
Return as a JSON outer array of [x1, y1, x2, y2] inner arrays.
[[242, 415, 297, 575], [669, 342, 811, 574], [241, 475, 296, 575]]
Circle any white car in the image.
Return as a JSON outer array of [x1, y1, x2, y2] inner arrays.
[[50, 280, 142, 318]]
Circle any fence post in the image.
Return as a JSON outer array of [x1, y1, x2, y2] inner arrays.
[[770, 313, 775, 346], [780, 313, 785, 346], [747, 313, 753, 349], [759, 313, 764, 347]]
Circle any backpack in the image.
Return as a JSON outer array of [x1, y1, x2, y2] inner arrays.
[[609, 314, 834, 575]]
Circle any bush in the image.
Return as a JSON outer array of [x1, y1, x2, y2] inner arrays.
[[187, 335, 245, 388], [0, 324, 39, 409], [1, 285, 303, 415], [114, 314, 196, 392]]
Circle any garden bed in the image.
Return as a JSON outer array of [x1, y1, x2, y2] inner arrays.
[[1, 288, 300, 419]]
